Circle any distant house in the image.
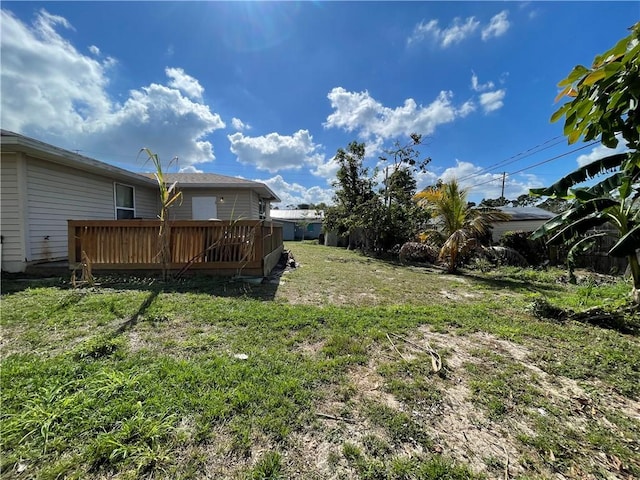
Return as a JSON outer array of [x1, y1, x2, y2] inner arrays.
[[269, 209, 324, 241], [144, 173, 279, 222], [491, 206, 556, 242], [0, 130, 280, 273]]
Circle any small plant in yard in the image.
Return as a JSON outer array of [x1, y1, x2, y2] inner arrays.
[[140, 148, 182, 281], [249, 451, 283, 480]]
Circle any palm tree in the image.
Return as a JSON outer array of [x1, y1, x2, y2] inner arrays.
[[414, 179, 510, 273]]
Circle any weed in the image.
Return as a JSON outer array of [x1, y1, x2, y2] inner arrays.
[[364, 402, 432, 448], [249, 451, 283, 480]]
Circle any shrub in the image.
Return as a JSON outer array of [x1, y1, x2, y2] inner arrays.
[[500, 231, 548, 265], [398, 242, 439, 264]]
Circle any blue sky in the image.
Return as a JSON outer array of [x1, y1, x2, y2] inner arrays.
[[1, 2, 637, 206]]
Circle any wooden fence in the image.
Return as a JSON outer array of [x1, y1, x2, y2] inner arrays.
[[68, 220, 283, 276]]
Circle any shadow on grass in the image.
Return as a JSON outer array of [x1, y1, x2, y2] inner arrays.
[[460, 272, 565, 294], [1, 273, 281, 301], [113, 290, 160, 335]]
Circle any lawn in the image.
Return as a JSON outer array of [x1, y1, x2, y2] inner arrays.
[[1, 241, 639, 479]]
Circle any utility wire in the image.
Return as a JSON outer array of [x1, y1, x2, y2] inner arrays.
[[457, 135, 565, 183], [467, 141, 599, 190]]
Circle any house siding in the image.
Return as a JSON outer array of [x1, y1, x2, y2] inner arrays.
[[25, 157, 157, 261], [0, 153, 26, 271], [169, 189, 256, 220], [492, 220, 548, 242]]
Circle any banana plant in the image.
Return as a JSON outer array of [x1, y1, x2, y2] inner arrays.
[[531, 22, 640, 302]]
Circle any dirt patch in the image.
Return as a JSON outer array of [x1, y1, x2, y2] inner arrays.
[[295, 339, 326, 356]]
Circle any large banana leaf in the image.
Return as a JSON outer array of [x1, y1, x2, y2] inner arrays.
[[530, 198, 619, 240], [572, 172, 626, 201], [609, 224, 640, 257], [547, 215, 611, 245], [530, 153, 629, 197]]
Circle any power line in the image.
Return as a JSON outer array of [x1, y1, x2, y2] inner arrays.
[[467, 141, 599, 190], [457, 135, 565, 183]]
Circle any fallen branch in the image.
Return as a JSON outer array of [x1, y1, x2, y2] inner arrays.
[[386, 333, 409, 362], [389, 332, 442, 372], [316, 412, 356, 423]]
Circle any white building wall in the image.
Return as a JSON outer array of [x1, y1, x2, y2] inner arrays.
[[169, 189, 256, 220], [492, 220, 548, 242], [25, 157, 157, 262], [0, 153, 27, 271]]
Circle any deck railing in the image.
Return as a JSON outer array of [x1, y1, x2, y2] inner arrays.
[[68, 220, 283, 275]]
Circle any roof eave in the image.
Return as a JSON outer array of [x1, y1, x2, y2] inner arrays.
[[1, 131, 156, 187]]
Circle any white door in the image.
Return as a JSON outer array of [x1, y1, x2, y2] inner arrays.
[[192, 196, 218, 220]]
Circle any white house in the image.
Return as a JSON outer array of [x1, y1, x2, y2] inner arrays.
[[491, 206, 556, 242], [0, 130, 279, 272]]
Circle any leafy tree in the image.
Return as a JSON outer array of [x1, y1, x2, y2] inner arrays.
[[324, 141, 378, 248], [537, 197, 570, 214], [325, 136, 430, 253], [531, 22, 640, 302], [415, 179, 510, 273], [378, 134, 431, 250], [511, 194, 539, 208], [479, 197, 509, 208]]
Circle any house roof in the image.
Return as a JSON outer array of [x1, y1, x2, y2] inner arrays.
[[0, 130, 279, 201], [1, 130, 156, 187], [141, 173, 280, 202], [497, 206, 556, 221], [270, 209, 324, 222]]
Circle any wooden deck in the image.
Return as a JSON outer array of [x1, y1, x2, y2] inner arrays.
[[68, 220, 284, 276]]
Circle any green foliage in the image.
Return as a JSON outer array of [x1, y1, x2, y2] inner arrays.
[[500, 230, 548, 265], [552, 22, 639, 148], [324, 136, 430, 254], [249, 451, 283, 480], [415, 180, 511, 272], [479, 196, 509, 208], [531, 22, 640, 301]]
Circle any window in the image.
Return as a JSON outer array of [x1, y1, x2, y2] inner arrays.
[[259, 198, 267, 219], [114, 183, 135, 219]]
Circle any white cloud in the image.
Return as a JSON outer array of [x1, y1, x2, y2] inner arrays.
[[311, 156, 341, 183], [88, 44, 100, 56], [408, 17, 479, 48], [482, 10, 510, 41], [231, 117, 251, 131], [471, 72, 495, 92], [0, 9, 225, 168], [260, 175, 335, 208], [325, 87, 474, 144], [228, 130, 324, 173], [575, 136, 628, 167], [479, 90, 506, 113], [179, 165, 204, 173], [409, 11, 509, 48], [165, 67, 204, 102]]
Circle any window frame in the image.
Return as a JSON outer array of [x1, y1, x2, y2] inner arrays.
[[258, 198, 267, 220], [114, 182, 136, 219]]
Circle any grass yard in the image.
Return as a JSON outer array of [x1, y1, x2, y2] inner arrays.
[[1, 241, 639, 479]]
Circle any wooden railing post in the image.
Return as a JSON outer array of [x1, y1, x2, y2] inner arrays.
[[67, 220, 77, 264], [254, 221, 264, 262]]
